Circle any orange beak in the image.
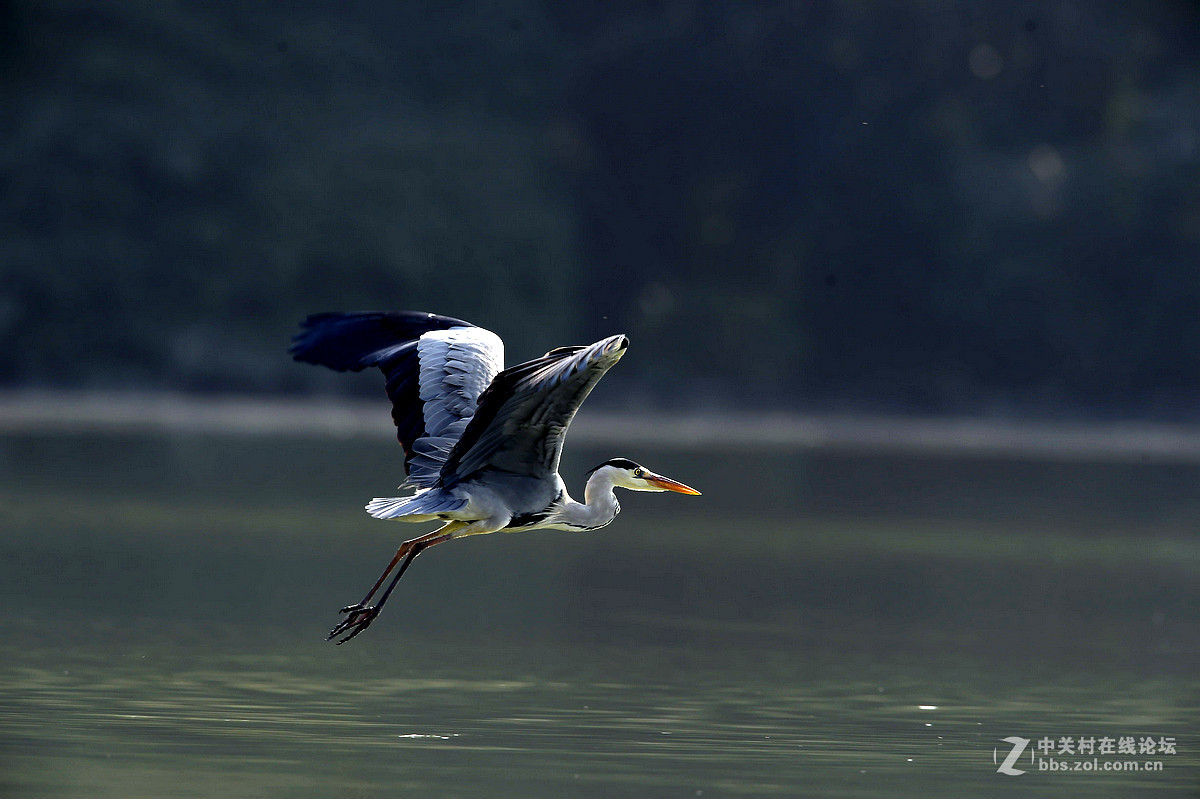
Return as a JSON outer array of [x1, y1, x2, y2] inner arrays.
[[647, 473, 702, 495]]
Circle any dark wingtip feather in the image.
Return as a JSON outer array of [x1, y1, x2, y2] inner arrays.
[[289, 311, 472, 372]]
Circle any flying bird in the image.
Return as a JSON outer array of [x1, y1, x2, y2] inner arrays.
[[290, 311, 701, 643]]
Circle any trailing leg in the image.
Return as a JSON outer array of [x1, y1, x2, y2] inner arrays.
[[327, 522, 463, 644]]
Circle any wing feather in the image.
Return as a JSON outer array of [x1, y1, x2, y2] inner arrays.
[[439, 334, 629, 486], [290, 311, 504, 486]]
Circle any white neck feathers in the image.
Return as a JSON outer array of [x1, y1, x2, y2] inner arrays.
[[555, 467, 622, 530]]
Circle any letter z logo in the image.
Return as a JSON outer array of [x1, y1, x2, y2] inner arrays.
[[995, 737, 1030, 775]]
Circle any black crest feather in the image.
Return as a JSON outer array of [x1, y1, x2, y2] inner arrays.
[[586, 457, 642, 477]]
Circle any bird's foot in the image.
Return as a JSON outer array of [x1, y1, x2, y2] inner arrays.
[[327, 603, 380, 645]]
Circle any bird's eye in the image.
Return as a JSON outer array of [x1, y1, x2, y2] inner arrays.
[[634, 469, 644, 478]]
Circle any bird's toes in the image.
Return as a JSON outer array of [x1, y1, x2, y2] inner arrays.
[[333, 626, 367, 645], [327, 605, 379, 643]]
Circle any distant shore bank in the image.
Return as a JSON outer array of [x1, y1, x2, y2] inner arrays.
[[3, 390, 1200, 465]]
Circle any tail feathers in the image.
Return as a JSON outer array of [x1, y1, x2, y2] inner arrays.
[[365, 491, 466, 520]]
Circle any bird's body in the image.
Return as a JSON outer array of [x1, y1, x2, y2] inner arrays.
[[291, 311, 699, 643]]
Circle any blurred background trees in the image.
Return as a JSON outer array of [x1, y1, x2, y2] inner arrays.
[[1, 0, 1198, 418]]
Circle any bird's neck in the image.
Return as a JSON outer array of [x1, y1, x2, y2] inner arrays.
[[558, 470, 621, 530]]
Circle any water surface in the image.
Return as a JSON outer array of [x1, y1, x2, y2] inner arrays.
[[0, 432, 1195, 796]]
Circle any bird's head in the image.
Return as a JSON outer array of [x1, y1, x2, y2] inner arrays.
[[586, 458, 701, 495]]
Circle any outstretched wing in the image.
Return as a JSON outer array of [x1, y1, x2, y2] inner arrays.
[[439, 334, 628, 486], [290, 311, 504, 487]]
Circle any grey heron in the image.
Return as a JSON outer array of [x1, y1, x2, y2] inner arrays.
[[290, 311, 701, 643]]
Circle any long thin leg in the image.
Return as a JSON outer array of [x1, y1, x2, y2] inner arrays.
[[327, 522, 462, 644], [373, 534, 446, 611], [348, 527, 447, 610]]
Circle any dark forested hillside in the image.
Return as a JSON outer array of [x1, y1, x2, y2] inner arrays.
[[2, 1, 1198, 418]]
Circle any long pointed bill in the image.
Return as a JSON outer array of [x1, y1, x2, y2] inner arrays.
[[647, 473, 702, 495]]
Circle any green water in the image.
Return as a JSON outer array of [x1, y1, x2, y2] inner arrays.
[[0, 432, 1196, 797]]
